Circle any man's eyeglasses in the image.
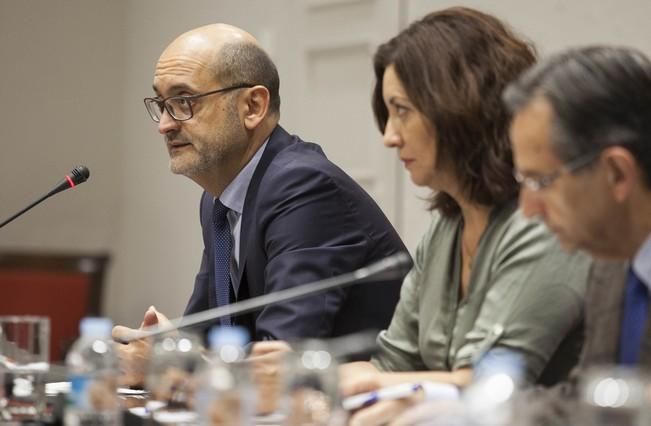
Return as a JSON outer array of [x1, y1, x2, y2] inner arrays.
[[144, 83, 255, 123], [514, 150, 601, 192]]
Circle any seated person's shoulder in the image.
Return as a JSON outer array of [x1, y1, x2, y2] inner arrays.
[[259, 140, 382, 212], [497, 206, 549, 245], [494, 206, 570, 258], [261, 142, 344, 190], [493, 206, 592, 292]]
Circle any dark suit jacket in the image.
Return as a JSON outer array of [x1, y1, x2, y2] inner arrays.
[[184, 125, 410, 342], [517, 259, 651, 425]]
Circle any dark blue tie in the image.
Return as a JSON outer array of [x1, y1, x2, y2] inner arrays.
[[618, 267, 650, 365], [213, 199, 232, 326]]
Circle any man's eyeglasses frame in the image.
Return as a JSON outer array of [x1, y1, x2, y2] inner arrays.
[[144, 83, 256, 123]]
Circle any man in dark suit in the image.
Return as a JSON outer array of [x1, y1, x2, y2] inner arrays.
[[186, 124, 407, 340], [501, 46, 651, 424], [112, 24, 408, 385]]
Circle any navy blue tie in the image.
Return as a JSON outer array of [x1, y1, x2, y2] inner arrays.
[[618, 267, 650, 365], [213, 199, 232, 326]]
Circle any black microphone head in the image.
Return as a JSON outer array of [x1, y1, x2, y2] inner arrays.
[[45, 165, 91, 198], [70, 165, 90, 184]]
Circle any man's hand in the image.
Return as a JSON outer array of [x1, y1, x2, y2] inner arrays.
[[247, 340, 292, 414], [112, 306, 171, 387]]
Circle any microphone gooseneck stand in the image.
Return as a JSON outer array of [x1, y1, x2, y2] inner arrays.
[[129, 251, 412, 342]]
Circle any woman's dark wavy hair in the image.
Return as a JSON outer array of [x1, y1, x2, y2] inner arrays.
[[372, 7, 536, 216]]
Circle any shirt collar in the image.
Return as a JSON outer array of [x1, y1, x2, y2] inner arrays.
[[219, 138, 269, 215], [632, 232, 651, 292]]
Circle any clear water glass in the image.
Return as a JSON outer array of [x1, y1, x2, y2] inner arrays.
[[281, 340, 345, 426], [0, 316, 50, 423], [577, 366, 651, 426], [145, 332, 203, 423]]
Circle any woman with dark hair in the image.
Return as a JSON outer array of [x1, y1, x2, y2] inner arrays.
[[340, 7, 590, 423]]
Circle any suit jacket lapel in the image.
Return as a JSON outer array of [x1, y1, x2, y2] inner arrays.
[[236, 125, 296, 288], [583, 260, 628, 365], [637, 276, 651, 369]]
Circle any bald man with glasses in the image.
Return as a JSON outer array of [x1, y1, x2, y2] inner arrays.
[[113, 24, 409, 387]]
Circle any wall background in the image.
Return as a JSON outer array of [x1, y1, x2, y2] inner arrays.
[[0, 0, 649, 327]]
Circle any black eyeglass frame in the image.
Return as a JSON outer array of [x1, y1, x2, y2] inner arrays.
[[144, 83, 256, 123]]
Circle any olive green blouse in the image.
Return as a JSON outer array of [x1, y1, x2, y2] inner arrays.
[[372, 201, 590, 383]]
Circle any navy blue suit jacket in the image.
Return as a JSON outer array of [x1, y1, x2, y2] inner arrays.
[[184, 125, 410, 341]]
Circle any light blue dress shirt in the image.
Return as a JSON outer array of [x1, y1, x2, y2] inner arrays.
[[216, 139, 268, 293]]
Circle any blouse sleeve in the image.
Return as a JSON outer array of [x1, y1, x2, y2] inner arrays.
[[452, 218, 590, 383], [371, 221, 434, 372]]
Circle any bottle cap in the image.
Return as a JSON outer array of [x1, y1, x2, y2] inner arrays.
[[208, 325, 250, 350], [473, 347, 524, 383], [79, 317, 113, 338]]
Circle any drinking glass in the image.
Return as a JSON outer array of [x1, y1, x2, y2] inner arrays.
[[145, 332, 203, 424], [281, 340, 345, 426], [577, 366, 651, 426], [0, 316, 50, 423]]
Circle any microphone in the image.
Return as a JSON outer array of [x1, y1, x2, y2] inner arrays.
[[128, 252, 412, 342], [0, 165, 90, 229], [264, 329, 380, 366], [325, 329, 380, 360], [47, 165, 90, 197]]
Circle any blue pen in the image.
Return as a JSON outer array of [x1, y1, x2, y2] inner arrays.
[[342, 383, 423, 410]]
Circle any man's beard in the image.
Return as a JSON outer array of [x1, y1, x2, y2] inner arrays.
[[167, 101, 245, 178], [167, 132, 229, 177]]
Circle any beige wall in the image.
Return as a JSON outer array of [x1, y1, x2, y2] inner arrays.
[[1, 0, 650, 328], [0, 0, 125, 251]]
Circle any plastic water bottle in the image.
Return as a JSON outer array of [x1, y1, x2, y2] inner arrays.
[[194, 326, 254, 425], [65, 317, 121, 425]]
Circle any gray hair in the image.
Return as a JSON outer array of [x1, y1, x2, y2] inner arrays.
[[212, 42, 281, 114], [503, 46, 651, 185]]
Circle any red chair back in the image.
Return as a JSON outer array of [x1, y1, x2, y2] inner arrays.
[[0, 252, 109, 361]]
